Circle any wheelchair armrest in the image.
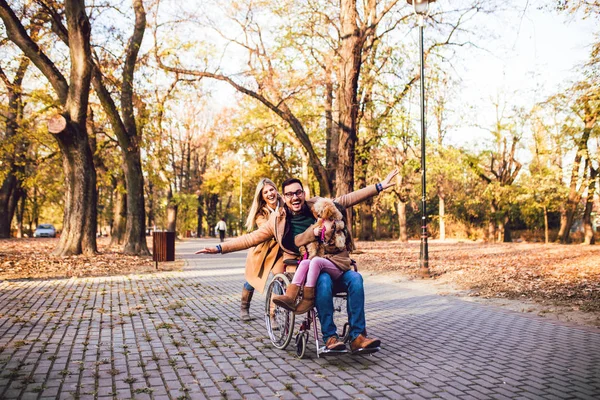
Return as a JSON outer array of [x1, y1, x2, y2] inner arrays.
[[350, 259, 358, 272], [283, 259, 300, 266]]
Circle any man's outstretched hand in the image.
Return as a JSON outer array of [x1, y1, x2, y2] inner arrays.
[[381, 168, 399, 190], [195, 247, 219, 254]]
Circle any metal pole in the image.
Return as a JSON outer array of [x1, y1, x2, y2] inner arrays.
[[239, 157, 243, 235], [418, 15, 430, 276]]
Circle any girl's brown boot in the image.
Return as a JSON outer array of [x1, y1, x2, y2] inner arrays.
[[294, 286, 315, 315], [272, 284, 300, 311]]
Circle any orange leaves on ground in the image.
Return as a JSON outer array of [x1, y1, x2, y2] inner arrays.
[[0, 237, 177, 280], [354, 241, 600, 312]]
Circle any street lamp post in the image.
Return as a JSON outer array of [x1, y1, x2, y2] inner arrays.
[[407, 0, 435, 277], [238, 155, 243, 235]]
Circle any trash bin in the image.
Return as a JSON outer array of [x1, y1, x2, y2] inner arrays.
[[153, 232, 175, 265]]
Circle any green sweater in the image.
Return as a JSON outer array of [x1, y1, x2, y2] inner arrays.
[[282, 210, 315, 253]]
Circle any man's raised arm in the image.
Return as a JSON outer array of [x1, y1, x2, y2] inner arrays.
[[334, 168, 398, 208]]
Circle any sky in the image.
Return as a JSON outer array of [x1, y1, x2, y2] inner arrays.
[[450, 2, 598, 147]]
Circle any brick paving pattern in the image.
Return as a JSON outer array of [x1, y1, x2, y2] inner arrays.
[[0, 238, 599, 399]]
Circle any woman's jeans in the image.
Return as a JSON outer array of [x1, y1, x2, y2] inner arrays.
[[315, 270, 365, 343], [243, 282, 254, 291]]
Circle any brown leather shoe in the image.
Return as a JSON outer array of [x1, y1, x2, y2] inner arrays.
[[325, 336, 346, 351], [350, 334, 381, 354]]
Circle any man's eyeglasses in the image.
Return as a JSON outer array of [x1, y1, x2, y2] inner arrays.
[[284, 189, 304, 199]]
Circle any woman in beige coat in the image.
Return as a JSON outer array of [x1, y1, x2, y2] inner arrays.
[[240, 178, 284, 321]]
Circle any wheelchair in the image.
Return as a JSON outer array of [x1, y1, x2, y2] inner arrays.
[[264, 259, 378, 359]]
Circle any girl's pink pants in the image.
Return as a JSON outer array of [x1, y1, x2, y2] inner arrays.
[[291, 256, 343, 287]]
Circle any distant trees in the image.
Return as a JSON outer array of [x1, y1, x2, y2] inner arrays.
[[0, 0, 598, 248]]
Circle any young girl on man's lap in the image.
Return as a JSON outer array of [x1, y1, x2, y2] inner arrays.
[[272, 199, 353, 314]]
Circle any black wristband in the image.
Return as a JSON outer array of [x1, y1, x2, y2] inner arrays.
[[376, 183, 383, 193], [216, 244, 222, 253]]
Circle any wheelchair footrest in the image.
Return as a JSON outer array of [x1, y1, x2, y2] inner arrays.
[[317, 346, 349, 357], [350, 346, 380, 356]]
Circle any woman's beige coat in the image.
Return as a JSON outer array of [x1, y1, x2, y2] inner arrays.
[[244, 208, 282, 293]]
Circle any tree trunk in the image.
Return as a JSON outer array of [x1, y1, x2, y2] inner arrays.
[[206, 194, 218, 237], [582, 166, 597, 245], [31, 186, 40, 228], [487, 201, 497, 242], [557, 206, 568, 243], [122, 151, 149, 254], [397, 200, 408, 242], [503, 214, 512, 242], [16, 190, 25, 238], [196, 194, 204, 237], [0, 175, 17, 238], [355, 151, 373, 240], [166, 189, 177, 233], [543, 206, 549, 244], [110, 177, 127, 246], [324, 55, 338, 192], [335, 0, 362, 200], [8, 183, 20, 233], [559, 124, 592, 243], [358, 200, 374, 241], [438, 192, 446, 241], [50, 116, 97, 255], [146, 179, 155, 231], [82, 0, 148, 255], [167, 205, 177, 233]]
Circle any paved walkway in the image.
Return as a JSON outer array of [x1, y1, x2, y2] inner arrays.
[[0, 238, 599, 400]]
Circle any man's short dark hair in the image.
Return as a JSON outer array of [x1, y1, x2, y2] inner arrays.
[[281, 178, 303, 193]]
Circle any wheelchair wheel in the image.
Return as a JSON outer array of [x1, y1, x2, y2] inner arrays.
[[265, 273, 295, 350], [295, 332, 308, 359]]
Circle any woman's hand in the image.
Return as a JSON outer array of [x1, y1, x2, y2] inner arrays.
[[195, 247, 219, 254], [380, 168, 399, 190]]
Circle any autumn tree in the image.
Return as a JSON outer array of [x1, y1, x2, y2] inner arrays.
[[0, 55, 29, 238], [35, 0, 151, 254], [429, 73, 455, 240], [521, 101, 570, 243], [554, 83, 598, 243], [152, 0, 333, 195], [1, 0, 97, 255], [467, 99, 523, 242]]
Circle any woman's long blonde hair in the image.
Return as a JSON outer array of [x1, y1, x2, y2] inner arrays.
[[245, 178, 280, 231]]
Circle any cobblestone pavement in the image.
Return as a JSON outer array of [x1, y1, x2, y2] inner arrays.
[[0, 238, 599, 400]]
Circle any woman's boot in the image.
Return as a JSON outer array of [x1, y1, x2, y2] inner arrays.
[[269, 300, 279, 330], [240, 288, 254, 321], [272, 284, 300, 311], [294, 286, 315, 315]]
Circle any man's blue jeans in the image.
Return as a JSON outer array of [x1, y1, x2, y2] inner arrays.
[[315, 270, 365, 343]]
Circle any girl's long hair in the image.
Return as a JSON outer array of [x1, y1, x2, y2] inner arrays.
[[245, 178, 279, 231]]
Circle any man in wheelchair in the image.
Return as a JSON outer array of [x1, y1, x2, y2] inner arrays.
[[196, 169, 398, 354]]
